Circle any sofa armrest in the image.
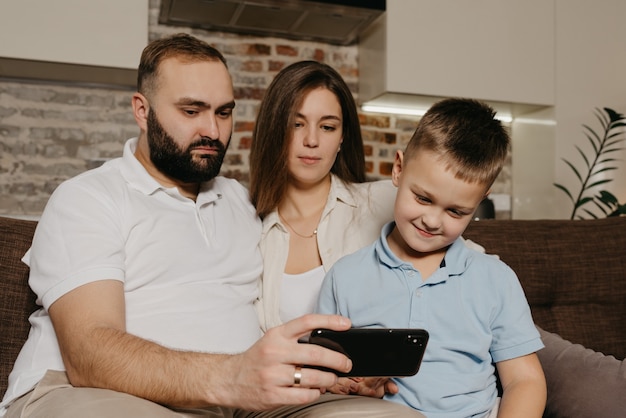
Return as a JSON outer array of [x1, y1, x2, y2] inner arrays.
[[0, 216, 38, 399]]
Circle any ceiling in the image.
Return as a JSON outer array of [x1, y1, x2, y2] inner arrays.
[[158, 0, 386, 46]]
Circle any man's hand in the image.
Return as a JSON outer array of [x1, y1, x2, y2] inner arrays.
[[212, 314, 353, 410], [51, 282, 353, 411]]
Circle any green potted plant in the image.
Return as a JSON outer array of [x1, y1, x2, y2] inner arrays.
[[554, 107, 626, 219]]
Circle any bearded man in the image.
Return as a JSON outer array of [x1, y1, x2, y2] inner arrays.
[[1, 33, 423, 418]]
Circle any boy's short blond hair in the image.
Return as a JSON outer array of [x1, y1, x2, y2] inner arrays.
[[404, 98, 510, 188]]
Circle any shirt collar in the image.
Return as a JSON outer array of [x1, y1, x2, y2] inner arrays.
[[261, 174, 358, 235], [375, 221, 473, 280], [328, 174, 358, 208]]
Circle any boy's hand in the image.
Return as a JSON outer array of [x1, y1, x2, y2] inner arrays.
[[326, 377, 359, 395], [328, 377, 399, 398]]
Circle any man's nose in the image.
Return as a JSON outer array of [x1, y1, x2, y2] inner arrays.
[[199, 114, 219, 139]]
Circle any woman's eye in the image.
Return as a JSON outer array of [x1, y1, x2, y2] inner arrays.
[[321, 125, 336, 132]]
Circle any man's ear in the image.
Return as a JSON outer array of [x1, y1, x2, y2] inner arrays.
[[391, 150, 404, 187], [132, 92, 150, 131]]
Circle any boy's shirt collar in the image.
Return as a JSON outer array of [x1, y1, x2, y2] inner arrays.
[[376, 221, 473, 283]]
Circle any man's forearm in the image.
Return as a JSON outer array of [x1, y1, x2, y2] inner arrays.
[[63, 326, 231, 408]]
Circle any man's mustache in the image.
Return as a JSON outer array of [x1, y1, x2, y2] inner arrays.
[[189, 137, 225, 150]]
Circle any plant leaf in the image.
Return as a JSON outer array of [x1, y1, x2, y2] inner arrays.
[[591, 200, 610, 215], [555, 107, 626, 219], [585, 179, 612, 189], [574, 146, 591, 169], [562, 159, 583, 183], [582, 126, 600, 152], [575, 196, 594, 208], [553, 183, 574, 203], [604, 107, 624, 122], [590, 167, 617, 176], [596, 190, 619, 204], [581, 208, 599, 219]]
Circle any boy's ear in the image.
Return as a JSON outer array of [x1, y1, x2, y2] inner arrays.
[[391, 150, 404, 187], [132, 92, 150, 131]]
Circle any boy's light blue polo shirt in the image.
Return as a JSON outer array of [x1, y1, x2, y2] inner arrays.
[[317, 222, 543, 418]]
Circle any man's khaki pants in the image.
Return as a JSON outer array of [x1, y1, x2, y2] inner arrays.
[[5, 371, 425, 418]]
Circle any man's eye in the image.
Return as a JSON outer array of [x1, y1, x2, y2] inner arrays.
[[184, 109, 198, 116], [218, 109, 232, 118]]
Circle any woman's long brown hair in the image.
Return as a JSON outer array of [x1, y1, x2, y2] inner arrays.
[[249, 60, 366, 218]]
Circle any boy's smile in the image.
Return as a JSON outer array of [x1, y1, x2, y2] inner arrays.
[[389, 149, 488, 271]]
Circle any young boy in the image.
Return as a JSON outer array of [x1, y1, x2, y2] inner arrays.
[[316, 98, 547, 418]]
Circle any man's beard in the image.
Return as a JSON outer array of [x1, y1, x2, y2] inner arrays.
[[147, 110, 229, 183]]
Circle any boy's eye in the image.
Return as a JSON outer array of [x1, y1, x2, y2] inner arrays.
[[448, 209, 469, 218], [416, 195, 430, 204]]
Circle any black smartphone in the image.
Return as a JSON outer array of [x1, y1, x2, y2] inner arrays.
[[306, 328, 429, 377]]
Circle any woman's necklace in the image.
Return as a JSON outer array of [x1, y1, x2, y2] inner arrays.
[[278, 211, 318, 239]]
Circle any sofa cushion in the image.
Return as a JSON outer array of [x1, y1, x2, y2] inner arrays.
[[463, 217, 626, 360], [537, 326, 626, 418], [0, 216, 38, 399]]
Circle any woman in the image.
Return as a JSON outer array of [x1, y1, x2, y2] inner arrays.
[[249, 60, 396, 331]]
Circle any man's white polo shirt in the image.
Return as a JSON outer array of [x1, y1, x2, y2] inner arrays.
[[1, 137, 263, 411]]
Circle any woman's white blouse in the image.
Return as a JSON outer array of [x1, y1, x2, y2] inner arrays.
[[257, 175, 397, 330]]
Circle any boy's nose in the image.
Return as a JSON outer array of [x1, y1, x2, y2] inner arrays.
[[422, 210, 443, 231]]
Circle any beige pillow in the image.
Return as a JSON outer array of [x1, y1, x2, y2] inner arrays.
[[537, 326, 626, 418]]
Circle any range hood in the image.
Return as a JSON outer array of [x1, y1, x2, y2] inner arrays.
[[158, 0, 385, 46]]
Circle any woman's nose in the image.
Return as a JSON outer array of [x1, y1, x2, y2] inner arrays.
[[303, 127, 318, 148]]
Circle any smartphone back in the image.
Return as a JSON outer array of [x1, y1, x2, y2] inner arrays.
[[308, 328, 429, 377]]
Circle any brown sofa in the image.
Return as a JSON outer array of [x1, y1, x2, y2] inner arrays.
[[1, 215, 625, 417]]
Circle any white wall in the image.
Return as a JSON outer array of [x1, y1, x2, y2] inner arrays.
[[552, 0, 626, 219], [361, 0, 555, 107], [511, 110, 558, 219], [0, 0, 148, 69]]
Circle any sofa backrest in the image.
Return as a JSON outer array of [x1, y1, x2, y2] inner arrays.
[[464, 217, 626, 360], [0, 216, 38, 399], [1, 215, 625, 400]]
